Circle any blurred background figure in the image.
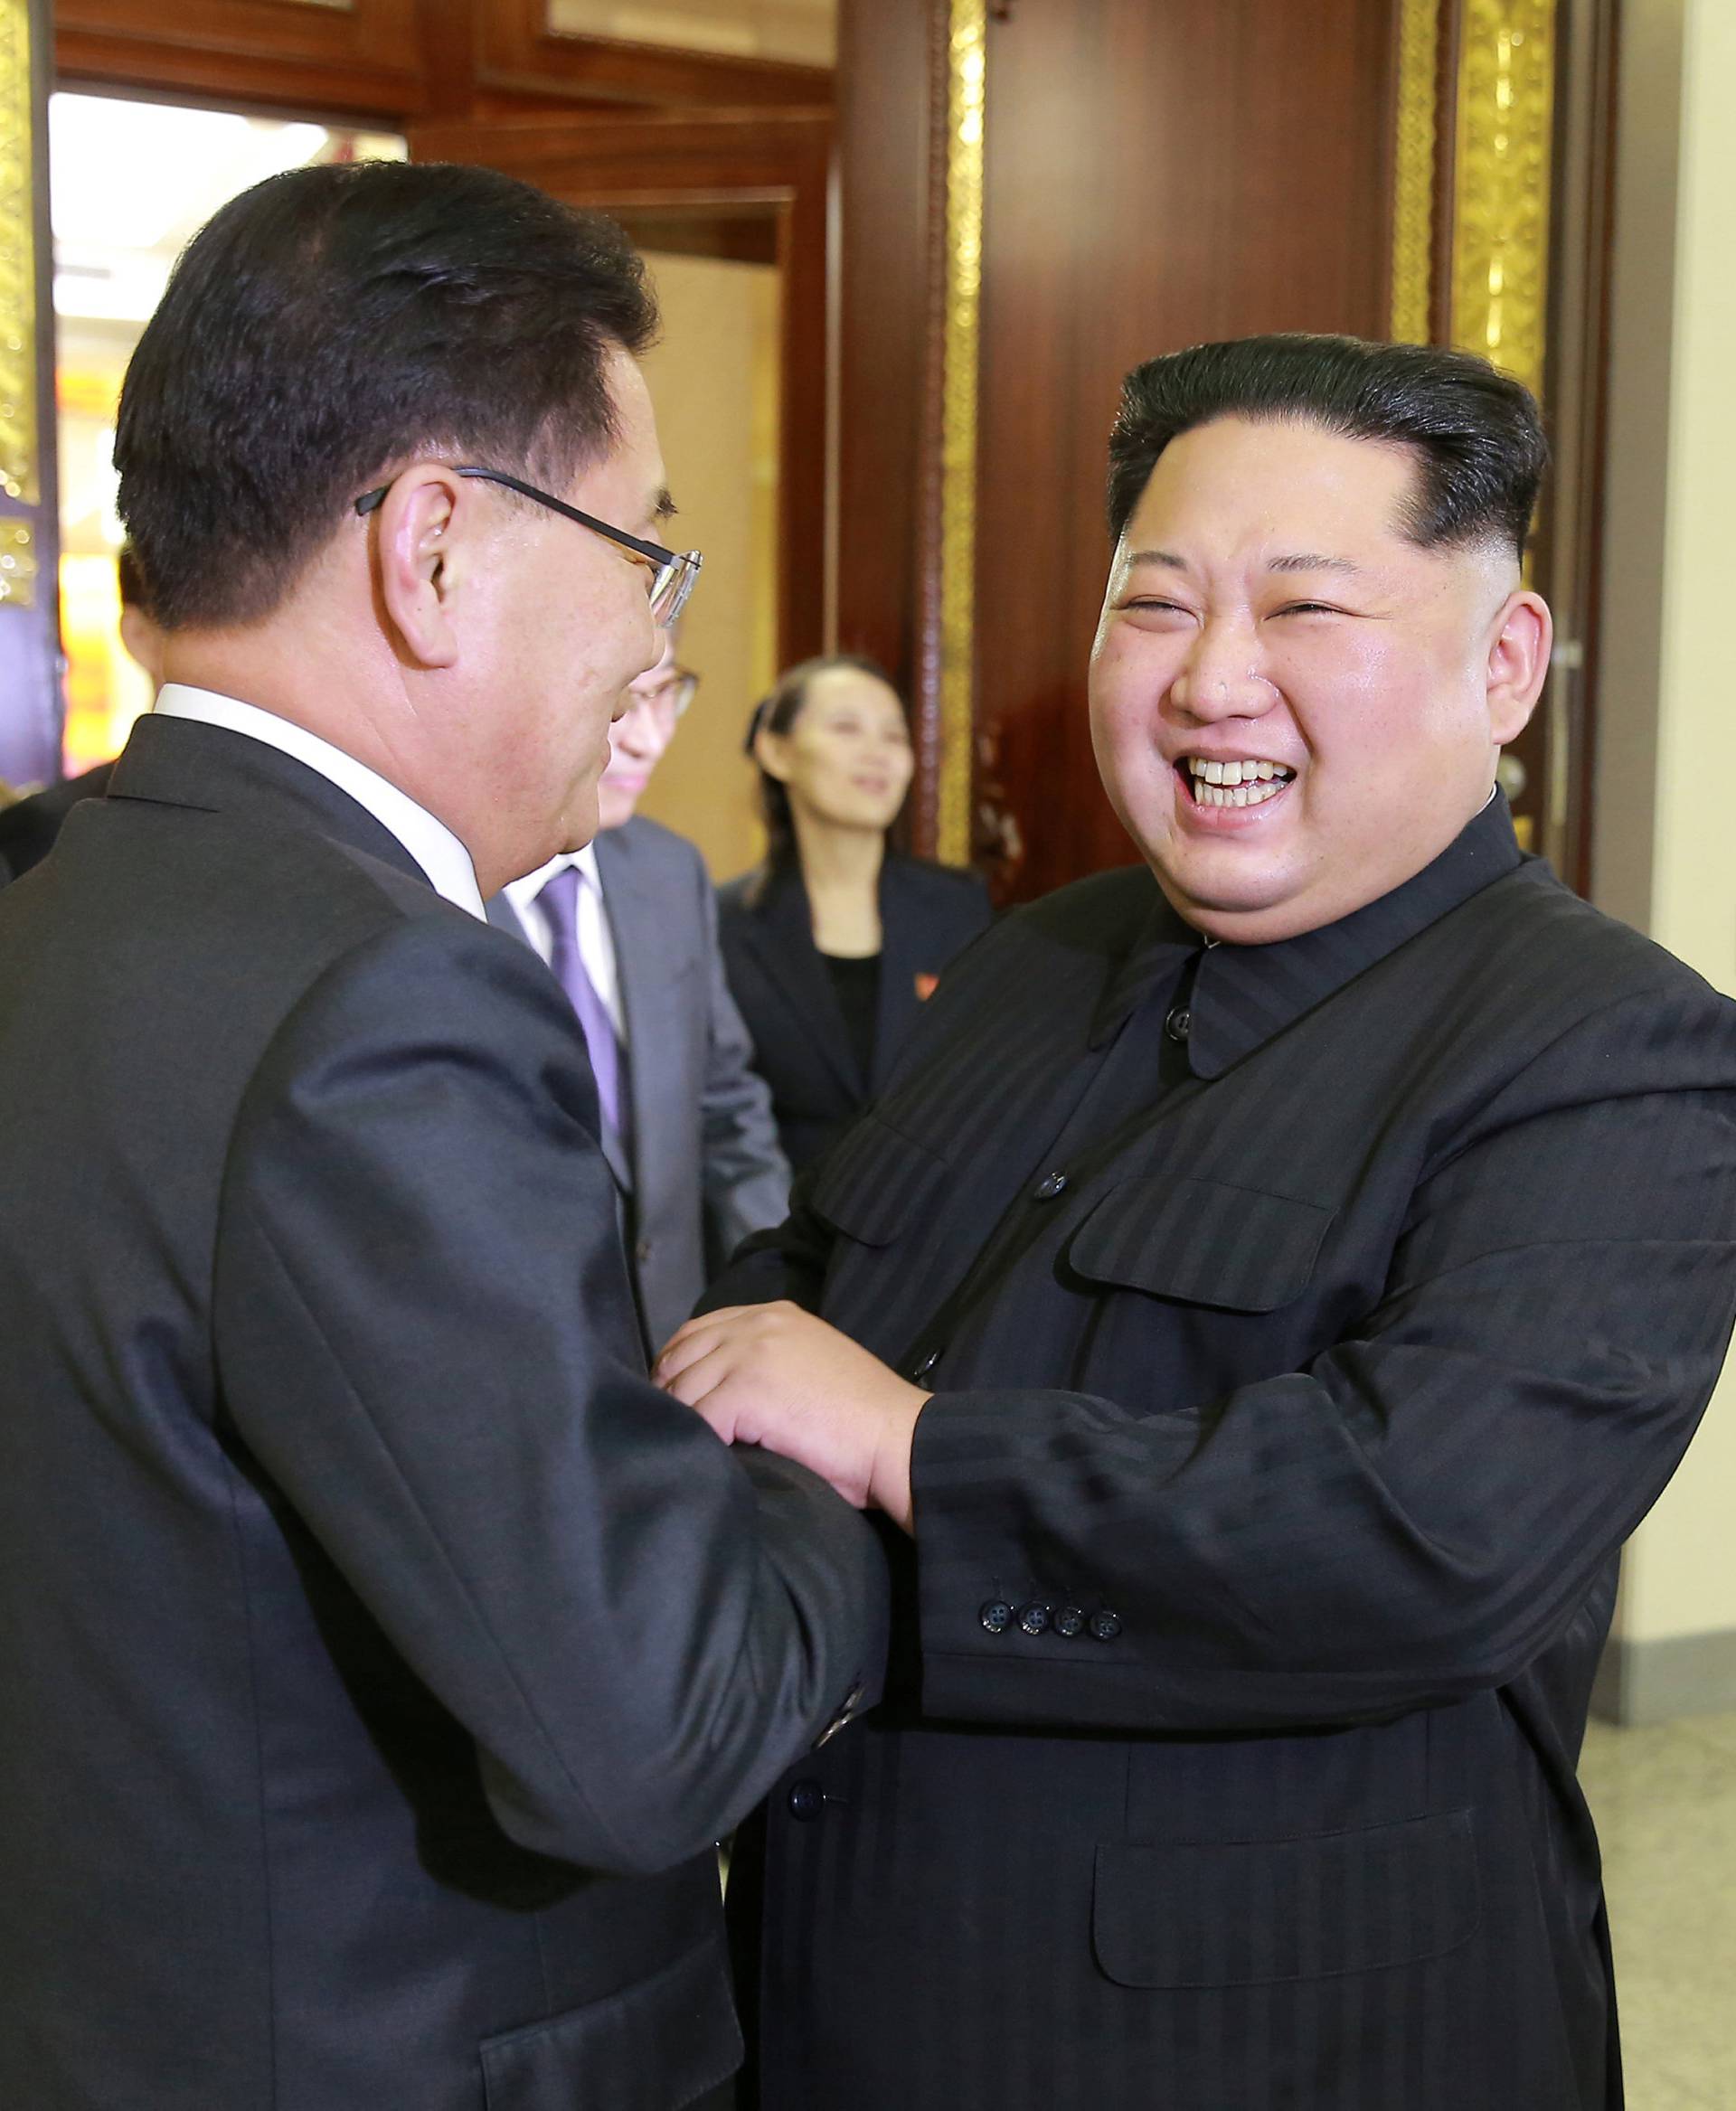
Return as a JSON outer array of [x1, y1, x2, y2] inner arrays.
[[718, 655, 991, 1173], [490, 631, 789, 1350], [0, 545, 161, 889]]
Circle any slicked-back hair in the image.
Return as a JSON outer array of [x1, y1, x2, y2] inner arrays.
[[1106, 334, 1548, 562], [115, 159, 658, 631]]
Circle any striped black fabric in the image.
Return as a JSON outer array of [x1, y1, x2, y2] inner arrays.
[[712, 796, 1736, 2110]]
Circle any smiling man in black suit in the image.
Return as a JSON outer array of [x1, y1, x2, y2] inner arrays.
[[0, 161, 884, 2111], [659, 335, 1736, 2110]]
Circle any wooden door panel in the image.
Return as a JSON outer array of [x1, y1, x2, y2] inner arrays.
[[477, 0, 831, 109], [971, 0, 1397, 898], [55, 0, 424, 118]]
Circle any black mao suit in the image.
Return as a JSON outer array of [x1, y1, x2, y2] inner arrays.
[[0, 713, 884, 2111], [712, 796, 1736, 2111], [716, 853, 992, 1173]]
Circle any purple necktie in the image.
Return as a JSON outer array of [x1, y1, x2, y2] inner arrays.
[[536, 864, 630, 1154]]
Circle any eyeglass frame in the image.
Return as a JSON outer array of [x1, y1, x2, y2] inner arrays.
[[623, 666, 700, 724], [353, 465, 703, 626]]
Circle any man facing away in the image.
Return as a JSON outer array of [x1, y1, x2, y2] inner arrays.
[[491, 631, 790, 1351], [660, 335, 1736, 2109], [0, 161, 884, 2111]]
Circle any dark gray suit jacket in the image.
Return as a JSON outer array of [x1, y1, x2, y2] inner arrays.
[[712, 798, 1736, 2111], [490, 815, 789, 1351], [0, 713, 883, 2111]]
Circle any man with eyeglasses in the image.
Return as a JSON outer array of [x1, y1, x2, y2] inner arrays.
[[490, 630, 790, 1351], [0, 159, 883, 2111]]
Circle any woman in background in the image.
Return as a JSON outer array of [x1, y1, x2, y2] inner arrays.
[[718, 655, 993, 1173]]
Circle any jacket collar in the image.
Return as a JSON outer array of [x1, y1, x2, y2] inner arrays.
[[1090, 792, 1527, 1079], [107, 712, 431, 889]]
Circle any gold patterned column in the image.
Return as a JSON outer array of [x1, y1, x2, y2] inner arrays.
[[0, 0, 40, 600], [1448, 0, 1555, 402], [1391, 0, 1442, 343], [935, 0, 986, 868]]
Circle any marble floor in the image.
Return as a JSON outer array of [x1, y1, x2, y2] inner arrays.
[[1580, 1709, 1736, 2108]]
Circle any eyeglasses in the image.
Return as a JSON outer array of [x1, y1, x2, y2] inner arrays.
[[354, 466, 703, 625], [624, 667, 700, 726]]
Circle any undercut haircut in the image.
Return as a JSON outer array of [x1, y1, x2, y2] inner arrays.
[[115, 159, 659, 631], [1106, 334, 1548, 562]]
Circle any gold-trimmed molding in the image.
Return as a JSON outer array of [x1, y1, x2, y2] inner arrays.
[[935, 0, 986, 869], [1391, 0, 1442, 342], [0, 514, 35, 608], [1448, 0, 1555, 401], [0, 0, 37, 510]]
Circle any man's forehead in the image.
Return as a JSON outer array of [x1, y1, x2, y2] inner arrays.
[[1122, 420, 1427, 564]]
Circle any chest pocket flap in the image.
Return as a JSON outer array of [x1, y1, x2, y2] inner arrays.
[[1067, 1174, 1333, 1313], [808, 1112, 949, 1248]]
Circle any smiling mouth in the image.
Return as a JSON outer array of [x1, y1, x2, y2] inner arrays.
[[1175, 755, 1297, 809]]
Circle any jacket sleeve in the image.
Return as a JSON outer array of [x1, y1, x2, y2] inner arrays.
[[212, 913, 884, 1877], [909, 985, 1736, 1735], [693, 855, 792, 1272]]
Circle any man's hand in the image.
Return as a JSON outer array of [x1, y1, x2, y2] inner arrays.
[[656, 1303, 927, 1532]]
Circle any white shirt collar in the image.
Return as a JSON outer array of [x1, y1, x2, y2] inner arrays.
[[152, 683, 486, 920], [502, 841, 602, 919]]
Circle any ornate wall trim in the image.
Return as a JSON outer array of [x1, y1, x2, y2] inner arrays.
[[935, 0, 986, 867], [0, 0, 39, 510], [1448, 0, 1555, 401], [1391, 0, 1442, 342], [0, 514, 34, 608]]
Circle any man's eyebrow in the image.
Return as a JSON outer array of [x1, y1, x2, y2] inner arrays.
[[651, 486, 676, 526], [1124, 549, 1188, 570], [1268, 551, 1362, 575]]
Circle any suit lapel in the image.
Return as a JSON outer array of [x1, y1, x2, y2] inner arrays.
[[738, 862, 863, 1098]]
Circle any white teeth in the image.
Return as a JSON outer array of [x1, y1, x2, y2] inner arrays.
[[1203, 759, 1223, 784], [1191, 775, 1287, 809]]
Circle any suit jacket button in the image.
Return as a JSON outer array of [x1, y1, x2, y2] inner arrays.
[[787, 1779, 826, 1823], [1089, 1609, 1123, 1642], [1053, 1605, 1086, 1638], [910, 1347, 942, 1382], [1165, 1005, 1192, 1042], [979, 1599, 1014, 1635], [1033, 1171, 1069, 1201], [1017, 1601, 1053, 1635], [634, 1236, 653, 1263]]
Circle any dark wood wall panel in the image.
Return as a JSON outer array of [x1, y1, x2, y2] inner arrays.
[[972, 0, 1398, 897]]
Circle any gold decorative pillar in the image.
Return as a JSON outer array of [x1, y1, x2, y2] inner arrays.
[[1449, 0, 1556, 402], [934, 0, 986, 868], [1389, 0, 1559, 857], [1390, 0, 1443, 342], [1388, 0, 1557, 391], [0, 0, 60, 787]]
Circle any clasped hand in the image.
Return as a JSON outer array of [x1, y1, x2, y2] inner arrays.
[[655, 1303, 927, 1533]]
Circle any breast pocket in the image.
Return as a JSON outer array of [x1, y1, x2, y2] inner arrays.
[[1093, 1809, 1479, 1988], [1065, 1174, 1334, 1314], [808, 1111, 950, 1249], [478, 1937, 741, 2111]]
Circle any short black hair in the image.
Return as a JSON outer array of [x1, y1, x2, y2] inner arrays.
[[1106, 334, 1548, 561], [116, 159, 658, 631]]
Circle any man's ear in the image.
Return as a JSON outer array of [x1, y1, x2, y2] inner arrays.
[[1486, 588, 1552, 746], [370, 466, 471, 671]]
